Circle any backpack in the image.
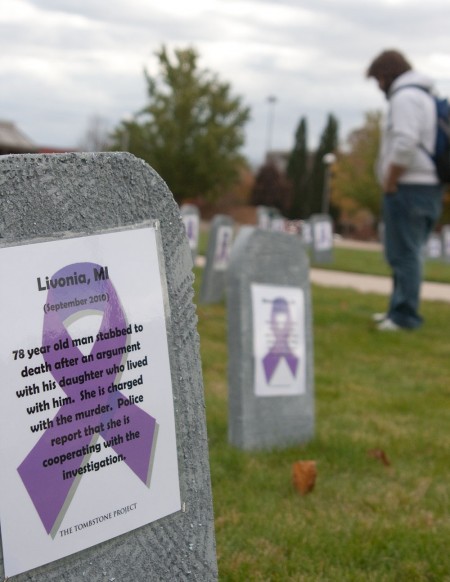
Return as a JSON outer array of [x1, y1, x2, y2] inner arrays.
[[392, 84, 450, 183], [432, 96, 450, 183]]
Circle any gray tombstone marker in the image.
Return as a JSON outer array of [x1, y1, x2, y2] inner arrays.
[[270, 215, 286, 232], [227, 228, 314, 450], [256, 206, 283, 231], [199, 214, 234, 304], [180, 204, 200, 264], [256, 205, 272, 230], [442, 225, 450, 263], [300, 219, 312, 248], [310, 213, 334, 264], [0, 153, 217, 581], [424, 232, 443, 261]]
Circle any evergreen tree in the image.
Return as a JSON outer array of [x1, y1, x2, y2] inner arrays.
[[250, 161, 292, 214], [286, 118, 309, 219], [110, 46, 250, 203]]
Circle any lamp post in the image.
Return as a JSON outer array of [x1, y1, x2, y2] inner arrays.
[[265, 95, 277, 157], [322, 152, 336, 214]]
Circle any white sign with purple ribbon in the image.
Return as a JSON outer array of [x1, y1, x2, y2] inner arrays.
[[313, 220, 333, 251], [0, 224, 180, 578], [212, 225, 233, 271], [251, 283, 306, 397], [182, 212, 200, 251]]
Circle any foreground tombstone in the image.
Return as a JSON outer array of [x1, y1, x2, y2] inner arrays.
[[181, 203, 200, 263], [199, 214, 234, 304], [0, 153, 217, 581], [310, 213, 334, 264], [227, 228, 314, 450]]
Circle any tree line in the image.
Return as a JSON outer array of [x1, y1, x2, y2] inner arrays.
[[81, 45, 448, 226]]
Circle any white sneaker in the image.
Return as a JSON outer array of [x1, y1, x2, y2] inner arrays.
[[376, 318, 401, 331], [372, 312, 387, 323]]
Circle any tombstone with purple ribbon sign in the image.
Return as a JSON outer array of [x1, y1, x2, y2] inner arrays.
[[424, 232, 443, 261], [0, 153, 217, 581], [442, 225, 450, 263], [181, 203, 200, 264], [199, 214, 234, 304], [226, 227, 314, 450], [310, 213, 334, 264]]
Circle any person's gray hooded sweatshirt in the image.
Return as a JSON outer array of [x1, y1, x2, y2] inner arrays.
[[377, 69, 439, 187]]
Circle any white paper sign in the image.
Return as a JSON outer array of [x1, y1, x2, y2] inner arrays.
[[301, 221, 312, 245], [182, 214, 199, 250], [213, 225, 233, 271], [251, 284, 306, 397], [0, 225, 180, 577], [313, 221, 333, 251], [271, 217, 286, 232], [426, 234, 442, 259]]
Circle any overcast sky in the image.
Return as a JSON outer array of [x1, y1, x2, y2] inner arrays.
[[2, 0, 450, 165]]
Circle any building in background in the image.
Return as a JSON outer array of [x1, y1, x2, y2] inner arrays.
[[0, 120, 38, 155], [0, 120, 77, 155]]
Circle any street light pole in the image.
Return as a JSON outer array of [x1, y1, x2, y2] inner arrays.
[[322, 152, 336, 214]]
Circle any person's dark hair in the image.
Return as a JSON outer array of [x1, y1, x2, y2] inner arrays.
[[366, 50, 412, 91]]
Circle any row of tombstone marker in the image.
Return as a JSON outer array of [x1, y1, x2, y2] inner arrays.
[[379, 222, 450, 263], [182, 205, 330, 449], [424, 226, 450, 262], [181, 204, 320, 449], [6, 153, 447, 581], [182, 203, 335, 295]]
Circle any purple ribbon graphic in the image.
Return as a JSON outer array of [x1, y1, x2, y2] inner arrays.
[[262, 297, 299, 383], [18, 263, 156, 534]]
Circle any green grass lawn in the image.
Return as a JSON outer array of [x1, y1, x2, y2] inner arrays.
[[194, 269, 450, 581], [199, 227, 450, 284]]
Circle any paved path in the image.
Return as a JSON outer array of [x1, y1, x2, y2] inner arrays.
[[311, 269, 450, 303], [195, 236, 450, 303], [314, 239, 450, 302]]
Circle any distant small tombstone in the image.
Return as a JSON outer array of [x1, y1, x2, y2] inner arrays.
[[256, 206, 272, 230], [256, 206, 283, 231], [285, 220, 301, 235], [199, 214, 234, 304], [227, 228, 314, 450], [441, 225, 450, 262], [300, 220, 312, 247], [425, 233, 442, 261], [271, 216, 286, 232], [181, 204, 200, 263], [310, 214, 333, 263]]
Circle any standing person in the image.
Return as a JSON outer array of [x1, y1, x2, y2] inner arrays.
[[366, 49, 444, 330]]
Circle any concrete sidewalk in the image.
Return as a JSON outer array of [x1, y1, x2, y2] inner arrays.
[[311, 269, 450, 303], [195, 251, 450, 303]]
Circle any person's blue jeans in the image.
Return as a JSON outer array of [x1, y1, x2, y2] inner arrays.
[[383, 183, 443, 329]]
